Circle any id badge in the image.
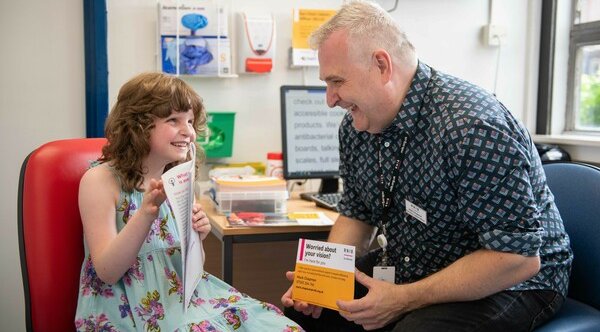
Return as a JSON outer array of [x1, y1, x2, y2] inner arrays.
[[373, 266, 395, 283]]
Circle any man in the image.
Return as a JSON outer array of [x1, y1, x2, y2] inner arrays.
[[281, 1, 572, 331]]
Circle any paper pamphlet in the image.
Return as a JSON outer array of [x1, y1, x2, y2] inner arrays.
[[292, 239, 355, 311], [227, 212, 334, 227], [292, 9, 336, 49], [161, 145, 203, 311], [290, 9, 336, 67]]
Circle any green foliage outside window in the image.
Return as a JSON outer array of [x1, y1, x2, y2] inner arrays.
[[579, 73, 600, 128]]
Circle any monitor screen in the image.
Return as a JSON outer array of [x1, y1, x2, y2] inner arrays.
[[280, 85, 346, 188]]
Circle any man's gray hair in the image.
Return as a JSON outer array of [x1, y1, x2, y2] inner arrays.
[[309, 0, 415, 64]]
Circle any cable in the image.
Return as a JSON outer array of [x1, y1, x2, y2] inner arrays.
[[493, 36, 502, 96], [302, 66, 307, 86], [288, 179, 307, 192], [387, 0, 399, 13], [375, 0, 399, 12]]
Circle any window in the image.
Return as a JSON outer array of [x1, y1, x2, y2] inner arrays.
[[566, 0, 600, 132]]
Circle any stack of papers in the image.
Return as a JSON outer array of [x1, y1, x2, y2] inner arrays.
[[213, 175, 287, 192], [227, 212, 333, 227]]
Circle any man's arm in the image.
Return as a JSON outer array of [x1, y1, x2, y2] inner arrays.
[[409, 249, 540, 305], [338, 248, 540, 330], [328, 215, 377, 257]]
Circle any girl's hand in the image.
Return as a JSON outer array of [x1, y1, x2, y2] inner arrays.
[[192, 204, 211, 240], [142, 179, 167, 220]]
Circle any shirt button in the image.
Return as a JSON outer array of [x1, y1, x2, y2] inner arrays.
[[384, 141, 390, 148], [404, 256, 410, 263]]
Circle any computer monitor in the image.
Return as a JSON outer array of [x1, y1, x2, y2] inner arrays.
[[280, 85, 346, 194]]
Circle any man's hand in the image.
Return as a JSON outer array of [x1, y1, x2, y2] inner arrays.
[[281, 271, 324, 318], [337, 270, 408, 331]]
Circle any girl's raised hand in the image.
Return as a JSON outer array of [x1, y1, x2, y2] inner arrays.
[[192, 204, 211, 240], [142, 179, 167, 220]]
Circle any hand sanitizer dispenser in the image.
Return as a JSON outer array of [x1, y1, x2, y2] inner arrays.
[[237, 12, 275, 73]]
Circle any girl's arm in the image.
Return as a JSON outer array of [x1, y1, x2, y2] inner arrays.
[[79, 164, 166, 284]]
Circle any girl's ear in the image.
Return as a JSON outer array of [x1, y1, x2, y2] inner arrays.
[[372, 49, 393, 83]]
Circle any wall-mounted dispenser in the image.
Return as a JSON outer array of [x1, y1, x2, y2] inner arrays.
[[237, 12, 275, 73]]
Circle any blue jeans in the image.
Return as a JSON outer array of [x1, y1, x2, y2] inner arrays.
[[284, 250, 564, 332]]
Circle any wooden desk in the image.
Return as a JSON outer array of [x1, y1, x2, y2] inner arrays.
[[201, 195, 339, 285]]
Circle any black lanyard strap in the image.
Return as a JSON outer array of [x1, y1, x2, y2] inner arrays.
[[377, 133, 408, 235], [375, 66, 437, 240]]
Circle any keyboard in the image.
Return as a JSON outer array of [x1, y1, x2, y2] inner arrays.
[[300, 192, 342, 211]]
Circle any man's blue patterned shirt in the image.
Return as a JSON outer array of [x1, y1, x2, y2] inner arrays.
[[337, 62, 572, 295]]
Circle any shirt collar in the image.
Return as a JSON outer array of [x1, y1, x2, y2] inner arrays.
[[383, 61, 433, 136]]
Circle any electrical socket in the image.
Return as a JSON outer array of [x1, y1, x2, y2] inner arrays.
[[482, 24, 506, 46]]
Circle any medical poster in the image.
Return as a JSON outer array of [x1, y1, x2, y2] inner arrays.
[[291, 8, 336, 67], [292, 239, 355, 311], [159, 0, 231, 76], [292, 9, 336, 49]]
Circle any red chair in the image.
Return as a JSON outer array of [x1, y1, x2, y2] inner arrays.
[[18, 138, 107, 332]]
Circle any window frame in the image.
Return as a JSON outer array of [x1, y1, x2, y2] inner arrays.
[[83, 0, 108, 138], [565, 1, 600, 133], [537, 0, 600, 136], [536, 0, 557, 135]]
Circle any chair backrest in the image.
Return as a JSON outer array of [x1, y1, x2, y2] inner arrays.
[[18, 138, 106, 332], [542, 162, 600, 310]]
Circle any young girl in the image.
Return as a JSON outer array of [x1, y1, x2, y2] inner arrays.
[[75, 72, 304, 332]]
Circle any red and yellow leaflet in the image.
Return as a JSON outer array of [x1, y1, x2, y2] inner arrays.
[[292, 239, 355, 311]]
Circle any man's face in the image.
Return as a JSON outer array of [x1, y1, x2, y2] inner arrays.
[[318, 30, 387, 133]]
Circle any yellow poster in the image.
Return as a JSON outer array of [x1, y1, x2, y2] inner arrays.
[[292, 239, 355, 311], [291, 9, 337, 67], [292, 9, 337, 49]]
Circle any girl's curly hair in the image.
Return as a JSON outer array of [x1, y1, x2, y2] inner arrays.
[[99, 72, 207, 192]]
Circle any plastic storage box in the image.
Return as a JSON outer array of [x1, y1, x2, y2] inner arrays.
[[213, 191, 288, 214]]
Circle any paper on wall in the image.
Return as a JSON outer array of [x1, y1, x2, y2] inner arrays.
[[290, 8, 336, 67]]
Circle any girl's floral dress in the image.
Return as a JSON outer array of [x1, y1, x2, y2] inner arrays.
[[75, 189, 304, 332]]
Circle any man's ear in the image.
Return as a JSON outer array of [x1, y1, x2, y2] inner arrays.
[[373, 49, 393, 83]]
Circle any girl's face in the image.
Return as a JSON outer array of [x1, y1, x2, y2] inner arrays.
[[148, 109, 196, 165]]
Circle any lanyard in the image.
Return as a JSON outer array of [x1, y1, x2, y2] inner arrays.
[[375, 67, 436, 265], [376, 134, 407, 266], [377, 133, 408, 232], [378, 134, 408, 219]]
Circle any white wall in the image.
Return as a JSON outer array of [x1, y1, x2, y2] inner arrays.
[[0, 0, 86, 330], [0, 0, 538, 330], [109, 0, 540, 165]]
